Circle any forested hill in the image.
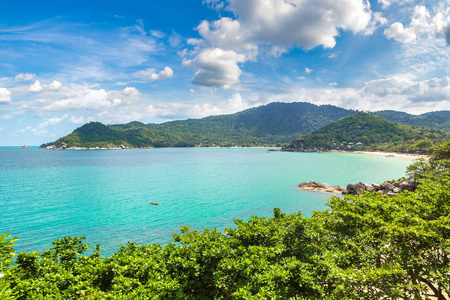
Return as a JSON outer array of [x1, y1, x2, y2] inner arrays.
[[47, 102, 357, 148], [44, 102, 450, 149], [287, 113, 450, 153], [374, 110, 450, 132]]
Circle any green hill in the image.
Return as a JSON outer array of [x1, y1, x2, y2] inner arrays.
[[287, 113, 450, 153], [373, 110, 450, 132], [47, 103, 450, 150], [50, 102, 357, 148]]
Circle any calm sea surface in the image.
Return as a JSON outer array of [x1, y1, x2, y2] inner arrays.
[[1, 147, 414, 256]]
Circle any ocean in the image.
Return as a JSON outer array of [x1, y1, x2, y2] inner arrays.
[[0, 147, 414, 256]]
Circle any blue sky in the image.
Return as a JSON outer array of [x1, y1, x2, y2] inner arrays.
[[0, 0, 449, 145]]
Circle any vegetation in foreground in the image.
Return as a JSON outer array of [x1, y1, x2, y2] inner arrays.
[[1, 143, 449, 299]]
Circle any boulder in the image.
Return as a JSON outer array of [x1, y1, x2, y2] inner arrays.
[[386, 192, 396, 197], [372, 183, 382, 191], [393, 187, 403, 193], [298, 181, 327, 189], [382, 181, 394, 192], [393, 182, 400, 188], [400, 180, 416, 192]]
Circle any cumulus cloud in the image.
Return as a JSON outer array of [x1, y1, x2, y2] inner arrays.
[[43, 89, 122, 111], [134, 67, 173, 81], [305, 68, 313, 74], [150, 67, 174, 81], [0, 88, 11, 104], [187, 0, 381, 89], [47, 80, 62, 90], [385, 5, 450, 44], [146, 92, 247, 119], [122, 87, 139, 95], [183, 48, 246, 89], [28, 80, 62, 92], [29, 80, 43, 92], [15, 73, 36, 82], [199, 0, 375, 50]]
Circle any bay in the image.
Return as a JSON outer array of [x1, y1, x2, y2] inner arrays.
[[0, 147, 413, 256]]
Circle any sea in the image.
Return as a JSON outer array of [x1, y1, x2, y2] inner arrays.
[[0, 147, 414, 256]]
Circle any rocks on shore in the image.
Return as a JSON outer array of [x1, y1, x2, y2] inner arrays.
[[299, 180, 417, 197], [298, 181, 345, 193], [45, 142, 133, 150], [344, 180, 416, 196]]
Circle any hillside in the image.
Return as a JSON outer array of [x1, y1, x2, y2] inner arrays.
[[49, 102, 357, 148], [373, 110, 450, 132], [45, 102, 450, 149], [286, 113, 449, 153]]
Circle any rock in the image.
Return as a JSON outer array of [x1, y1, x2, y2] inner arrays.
[[393, 187, 402, 193], [372, 183, 381, 191], [299, 181, 327, 189], [382, 181, 394, 192], [386, 192, 396, 197], [346, 183, 359, 195], [400, 180, 416, 192], [377, 190, 384, 195], [393, 182, 400, 188], [330, 186, 344, 192], [341, 189, 348, 195]]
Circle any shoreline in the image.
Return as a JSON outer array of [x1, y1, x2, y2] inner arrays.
[[353, 150, 428, 159]]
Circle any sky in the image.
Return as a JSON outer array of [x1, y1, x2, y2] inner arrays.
[[0, 0, 449, 146]]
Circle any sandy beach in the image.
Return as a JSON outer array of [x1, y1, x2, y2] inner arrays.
[[354, 151, 428, 159]]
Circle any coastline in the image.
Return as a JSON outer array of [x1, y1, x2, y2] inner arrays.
[[353, 151, 428, 159]]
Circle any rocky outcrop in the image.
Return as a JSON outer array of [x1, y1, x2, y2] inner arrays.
[[299, 179, 417, 197], [343, 180, 417, 196], [45, 143, 133, 150], [298, 181, 345, 193]]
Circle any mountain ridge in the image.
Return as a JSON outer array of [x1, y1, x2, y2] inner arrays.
[[42, 102, 450, 149]]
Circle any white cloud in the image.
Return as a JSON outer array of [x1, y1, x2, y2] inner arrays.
[[69, 115, 95, 124], [28, 80, 43, 92], [150, 67, 174, 81], [134, 67, 173, 81], [15, 73, 36, 82], [183, 48, 246, 89], [330, 82, 338, 86], [0, 88, 11, 104], [305, 68, 313, 74], [150, 30, 165, 38], [145, 93, 247, 119], [378, 0, 412, 10], [384, 5, 450, 44], [43, 89, 122, 111], [28, 80, 62, 92], [198, 0, 375, 51], [185, 0, 383, 89], [47, 80, 62, 90], [38, 115, 68, 127], [122, 87, 139, 95], [384, 22, 417, 43], [203, 0, 225, 11], [227, 93, 244, 110]]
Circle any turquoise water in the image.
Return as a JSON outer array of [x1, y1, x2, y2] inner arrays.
[[0, 148, 414, 256]]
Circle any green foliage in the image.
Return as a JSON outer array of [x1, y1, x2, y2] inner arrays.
[[0, 231, 18, 300]]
